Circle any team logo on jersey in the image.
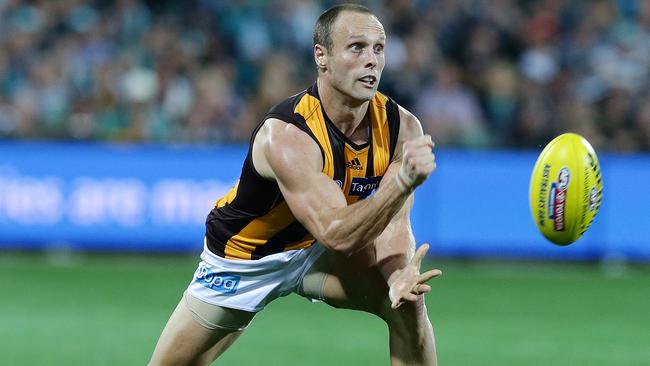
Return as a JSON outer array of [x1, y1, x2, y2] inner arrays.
[[349, 176, 381, 198], [194, 263, 240, 294], [548, 167, 571, 231], [346, 157, 363, 170]]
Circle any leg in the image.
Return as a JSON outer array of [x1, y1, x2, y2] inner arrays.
[[300, 248, 437, 366], [149, 292, 255, 366]]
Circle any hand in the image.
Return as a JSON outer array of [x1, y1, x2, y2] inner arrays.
[[388, 243, 442, 309], [398, 135, 436, 190]]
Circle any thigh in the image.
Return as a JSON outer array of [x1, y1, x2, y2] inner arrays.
[[301, 246, 399, 316], [148, 293, 254, 366]]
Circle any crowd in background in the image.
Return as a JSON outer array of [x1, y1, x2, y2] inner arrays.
[[1, 0, 649, 151]]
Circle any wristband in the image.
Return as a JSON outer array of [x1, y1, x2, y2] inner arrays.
[[395, 170, 414, 194], [398, 163, 416, 186]]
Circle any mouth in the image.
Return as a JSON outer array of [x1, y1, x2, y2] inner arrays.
[[357, 75, 377, 88]]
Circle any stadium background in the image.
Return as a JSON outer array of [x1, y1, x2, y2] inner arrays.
[[1, 0, 648, 365]]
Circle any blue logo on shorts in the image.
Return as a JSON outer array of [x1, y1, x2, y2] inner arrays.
[[194, 264, 240, 294]]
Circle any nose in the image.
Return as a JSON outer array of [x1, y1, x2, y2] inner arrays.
[[364, 48, 377, 69]]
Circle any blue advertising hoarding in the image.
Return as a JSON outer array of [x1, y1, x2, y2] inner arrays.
[[0, 141, 648, 261], [0, 141, 243, 251]]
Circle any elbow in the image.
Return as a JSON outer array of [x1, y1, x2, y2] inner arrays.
[[320, 239, 346, 254], [317, 235, 366, 257], [311, 219, 369, 255], [316, 235, 343, 253]]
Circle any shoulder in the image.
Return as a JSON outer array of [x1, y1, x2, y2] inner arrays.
[[397, 105, 424, 140], [387, 104, 425, 162], [263, 118, 318, 149], [265, 87, 318, 124], [253, 118, 323, 179], [375, 92, 423, 140], [264, 91, 302, 123]]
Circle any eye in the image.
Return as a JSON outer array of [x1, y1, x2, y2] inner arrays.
[[374, 44, 384, 53], [350, 43, 363, 52]]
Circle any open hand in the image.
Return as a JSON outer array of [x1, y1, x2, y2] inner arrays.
[[388, 243, 442, 309]]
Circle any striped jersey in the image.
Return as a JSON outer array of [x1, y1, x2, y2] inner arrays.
[[205, 83, 401, 260]]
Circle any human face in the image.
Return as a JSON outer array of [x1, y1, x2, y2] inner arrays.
[[320, 11, 386, 103]]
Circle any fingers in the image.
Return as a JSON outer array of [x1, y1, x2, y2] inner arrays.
[[390, 242, 441, 310], [401, 136, 436, 189], [412, 134, 434, 148], [418, 160, 436, 172], [391, 292, 418, 309], [411, 284, 431, 294], [391, 285, 432, 309], [418, 269, 442, 283], [407, 155, 436, 175], [425, 134, 435, 148], [405, 143, 434, 162], [411, 243, 430, 268], [404, 293, 418, 302]]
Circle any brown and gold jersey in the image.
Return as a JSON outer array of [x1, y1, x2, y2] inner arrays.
[[206, 83, 401, 260]]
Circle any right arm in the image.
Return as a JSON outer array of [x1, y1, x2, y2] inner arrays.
[[252, 118, 434, 255]]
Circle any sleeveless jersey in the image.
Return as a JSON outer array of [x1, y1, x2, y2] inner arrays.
[[205, 83, 401, 260]]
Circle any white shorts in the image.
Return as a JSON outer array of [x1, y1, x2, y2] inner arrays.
[[187, 241, 327, 313]]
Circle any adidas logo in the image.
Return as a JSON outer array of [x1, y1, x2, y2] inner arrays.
[[346, 157, 363, 170]]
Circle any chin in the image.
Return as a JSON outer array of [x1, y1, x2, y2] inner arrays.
[[335, 83, 377, 103], [352, 88, 377, 102], [361, 90, 377, 101]]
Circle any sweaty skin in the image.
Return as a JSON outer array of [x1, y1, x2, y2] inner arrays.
[[149, 8, 441, 366]]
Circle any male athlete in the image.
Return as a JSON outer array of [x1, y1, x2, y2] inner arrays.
[[150, 4, 441, 365]]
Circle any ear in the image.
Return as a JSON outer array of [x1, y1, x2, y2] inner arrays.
[[314, 44, 328, 70]]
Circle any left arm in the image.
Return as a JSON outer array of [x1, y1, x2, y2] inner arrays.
[[374, 163, 416, 282], [375, 164, 441, 308], [375, 105, 442, 308]]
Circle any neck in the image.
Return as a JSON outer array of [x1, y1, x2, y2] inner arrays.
[[317, 77, 369, 136]]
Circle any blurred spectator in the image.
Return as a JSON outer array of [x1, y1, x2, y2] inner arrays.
[[0, 0, 648, 152], [636, 94, 650, 149], [415, 61, 489, 147]]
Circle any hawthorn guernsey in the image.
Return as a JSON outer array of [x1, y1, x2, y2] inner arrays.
[[529, 133, 603, 245]]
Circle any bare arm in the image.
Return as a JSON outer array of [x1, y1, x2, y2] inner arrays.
[[252, 117, 434, 254], [374, 175, 416, 281], [375, 106, 442, 307], [374, 180, 442, 308]]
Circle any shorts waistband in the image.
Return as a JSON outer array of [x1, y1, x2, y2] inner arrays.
[[201, 237, 305, 271]]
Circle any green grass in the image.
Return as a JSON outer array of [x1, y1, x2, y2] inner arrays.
[[0, 253, 648, 365]]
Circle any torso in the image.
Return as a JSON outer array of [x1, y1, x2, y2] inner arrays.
[[205, 83, 401, 260]]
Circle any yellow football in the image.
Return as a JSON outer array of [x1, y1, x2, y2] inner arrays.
[[529, 133, 603, 245]]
